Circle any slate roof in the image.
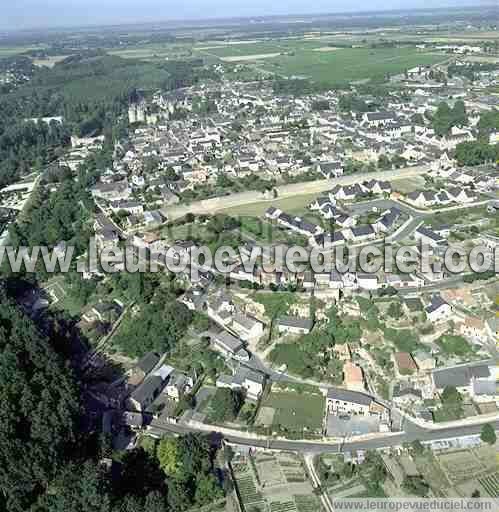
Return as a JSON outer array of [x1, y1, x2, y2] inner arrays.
[[425, 294, 449, 314], [137, 352, 160, 375], [278, 316, 313, 331], [327, 387, 374, 406], [432, 362, 491, 389]]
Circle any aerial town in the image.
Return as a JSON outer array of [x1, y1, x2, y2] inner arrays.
[[0, 4, 498, 511]]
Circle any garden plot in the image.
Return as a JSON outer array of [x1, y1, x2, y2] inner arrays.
[[253, 453, 287, 487], [436, 449, 493, 484], [478, 473, 499, 498], [278, 452, 308, 483], [233, 457, 266, 511], [234, 452, 320, 512]]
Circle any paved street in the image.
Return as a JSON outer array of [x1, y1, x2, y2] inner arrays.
[[148, 417, 499, 454]]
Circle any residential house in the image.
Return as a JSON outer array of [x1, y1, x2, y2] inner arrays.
[[392, 385, 423, 407], [348, 225, 376, 243], [425, 295, 453, 323], [406, 190, 438, 208], [165, 372, 193, 401], [414, 226, 446, 248], [432, 360, 495, 395], [327, 388, 390, 421], [277, 316, 313, 335], [91, 180, 131, 201], [362, 111, 397, 128], [232, 312, 265, 341], [128, 375, 164, 412], [210, 330, 249, 361], [356, 273, 379, 290], [216, 367, 266, 400]]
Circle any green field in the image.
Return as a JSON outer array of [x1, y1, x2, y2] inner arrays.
[[259, 389, 325, 432], [259, 47, 445, 85], [220, 192, 319, 217], [109, 43, 195, 61], [0, 46, 43, 57], [195, 42, 446, 85]]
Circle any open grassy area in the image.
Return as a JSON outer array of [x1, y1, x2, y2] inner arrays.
[[194, 41, 446, 86], [425, 205, 493, 228], [220, 192, 319, 217], [258, 47, 445, 86], [391, 176, 426, 194], [258, 388, 325, 433], [0, 46, 44, 57]]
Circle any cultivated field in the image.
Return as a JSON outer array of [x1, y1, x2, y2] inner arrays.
[[232, 452, 321, 512], [258, 47, 445, 86]]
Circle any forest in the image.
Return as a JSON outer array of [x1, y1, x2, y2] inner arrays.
[[0, 288, 225, 512]]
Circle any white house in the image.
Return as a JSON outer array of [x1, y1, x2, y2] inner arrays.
[[425, 295, 453, 323], [231, 312, 265, 341], [277, 316, 313, 335], [216, 367, 265, 401]]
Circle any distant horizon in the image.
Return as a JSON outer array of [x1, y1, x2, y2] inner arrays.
[[0, 1, 494, 33]]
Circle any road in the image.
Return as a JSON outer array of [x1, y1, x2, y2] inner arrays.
[[164, 165, 430, 220], [147, 417, 499, 454]]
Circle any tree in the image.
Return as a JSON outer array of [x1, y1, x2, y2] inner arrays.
[[210, 389, 245, 422], [455, 141, 499, 167], [38, 462, 112, 512], [117, 448, 167, 500], [0, 297, 80, 511], [387, 301, 402, 319], [480, 423, 497, 445], [194, 474, 223, 507], [157, 438, 182, 477], [377, 155, 391, 170], [402, 476, 429, 497], [432, 100, 468, 136]]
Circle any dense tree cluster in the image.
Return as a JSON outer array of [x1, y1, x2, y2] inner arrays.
[[0, 119, 71, 188], [455, 140, 499, 166], [209, 388, 245, 422], [0, 290, 224, 511], [338, 94, 369, 113], [480, 423, 497, 445], [156, 434, 224, 510], [114, 286, 193, 357], [431, 100, 467, 136], [0, 296, 80, 511], [478, 110, 499, 138]]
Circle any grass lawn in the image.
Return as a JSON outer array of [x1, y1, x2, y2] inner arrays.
[[436, 334, 474, 357], [260, 390, 325, 432], [425, 206, 492, 227], [254, 291, 297, 319], [259, 47, 445, 86], [391, 176, 426, 194], [238, 215, 309, 245], [220, 192, 319, 217]]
